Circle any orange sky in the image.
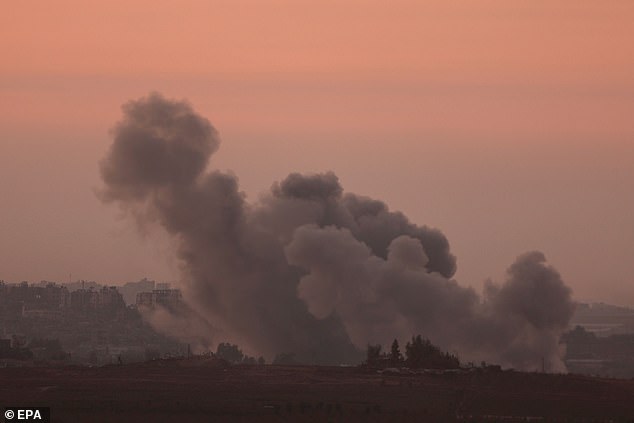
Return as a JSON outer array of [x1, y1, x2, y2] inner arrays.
[[1, 1, 633, 304]]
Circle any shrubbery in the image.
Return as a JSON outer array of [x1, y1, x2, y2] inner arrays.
[[365, 335, 460, 369]]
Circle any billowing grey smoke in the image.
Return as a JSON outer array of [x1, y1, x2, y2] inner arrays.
[[99, 93, 574, 370]]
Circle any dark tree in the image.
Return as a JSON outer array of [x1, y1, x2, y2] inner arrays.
[[390, 339, 403, 366], [405, 335, 424, 367], [366, 344, 382, 367], [405, 335, 459, 369], [242, 355, 257, 365], [215, 342, 244, 363]]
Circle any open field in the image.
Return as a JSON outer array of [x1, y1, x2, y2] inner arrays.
[[2, 359, 634, 422]]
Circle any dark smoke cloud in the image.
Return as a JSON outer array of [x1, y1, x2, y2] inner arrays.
[[101, 93, 218, 202], [99, 93, 575, 370]]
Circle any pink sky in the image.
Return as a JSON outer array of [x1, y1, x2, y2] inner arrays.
[[1, 1, 633, 304]]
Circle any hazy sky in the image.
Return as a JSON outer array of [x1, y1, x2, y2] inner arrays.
[[1, 1, 632, 304]]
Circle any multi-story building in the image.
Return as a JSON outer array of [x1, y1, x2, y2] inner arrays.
[[0, 281, 70, 317], [70, 286, 125, 312], [136, 289, 183, 309]]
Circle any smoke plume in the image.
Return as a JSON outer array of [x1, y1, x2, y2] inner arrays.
[[99, 93, 574, 370]]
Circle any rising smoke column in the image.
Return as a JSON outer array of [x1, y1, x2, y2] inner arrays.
[[286, 229, 574, 371], [99, 93, 360, 363], [99, 93, 574, 369]]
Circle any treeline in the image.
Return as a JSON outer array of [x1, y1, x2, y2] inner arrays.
[[214, 344, 303, 366], [366, 335, 460, 369], [215, 342, 266, 365], [215, 335, 460, 369]]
